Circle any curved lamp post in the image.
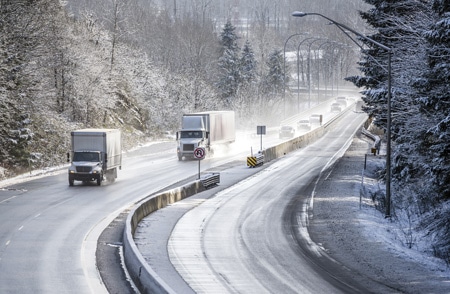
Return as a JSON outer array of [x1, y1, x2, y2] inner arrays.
[[296, 37, 323, 109], [283, 33, 308, 116], [320, 42, 352, 99], [315, 41, 338, 103], [306, 38, 324, 106], [292, 11, 393, 218]]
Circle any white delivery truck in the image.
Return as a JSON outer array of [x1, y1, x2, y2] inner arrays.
[[176, 111, 235, 160], [68, 129, 122, 186]]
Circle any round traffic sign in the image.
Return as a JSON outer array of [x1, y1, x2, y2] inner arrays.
[[193, 147, 206, 159]]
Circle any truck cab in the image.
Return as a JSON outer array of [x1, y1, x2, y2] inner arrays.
[[176, 111, 235, 161], [177, 130, 209, 160], [68, 151, 104, 186]]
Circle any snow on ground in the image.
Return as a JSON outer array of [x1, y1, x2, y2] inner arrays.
[[311, 134, 450, 293], [0, 165, 67, 190]]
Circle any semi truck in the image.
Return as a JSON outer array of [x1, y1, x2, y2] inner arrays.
[[68, 129, 122, 186], [176, 111, 235, 160]]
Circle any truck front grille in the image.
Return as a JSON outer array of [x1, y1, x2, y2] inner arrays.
[[183, 144, 195, 151], [76, 166, 92, 172]]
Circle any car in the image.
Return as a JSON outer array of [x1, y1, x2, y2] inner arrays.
[[330, 102, 342, 113], [336, 96, 348, 107], [309, 114, 323, 126], [279, 125, 295, 139], [297, 119, 312, 131]]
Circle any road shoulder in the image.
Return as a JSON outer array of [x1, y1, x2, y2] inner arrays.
[[310, 134, 449, 293]]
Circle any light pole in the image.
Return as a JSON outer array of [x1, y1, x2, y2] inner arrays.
[[307, 38, 323, 106], [284, 33, 308, 116], [292, 11, 393, 218], [296, 37, 322, 109], [315, 41, 337, 103]]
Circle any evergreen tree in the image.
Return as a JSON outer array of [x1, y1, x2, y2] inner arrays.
[[0, 1, 38, 168], [417, 0, 450, 201], [262, 49, 286, 96], [217, 48, 241, 107], [219, 19, 239, 54], [216, 20, 241, 107], [240, 40, 258, 86], [414, 0, 450, 262], [349, 0, 429, 133], [348, 0, 431, 188]]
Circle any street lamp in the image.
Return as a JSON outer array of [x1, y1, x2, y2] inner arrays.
[[292, 11, 393, 218], [283, 33, 307, 116], [296, 37, 323, 109], [307, 38, 325, 106], [315, 41, 338, 103]]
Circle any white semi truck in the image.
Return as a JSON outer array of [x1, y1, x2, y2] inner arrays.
[[68, 129, 122, 186], [176, 111, 235, 161]]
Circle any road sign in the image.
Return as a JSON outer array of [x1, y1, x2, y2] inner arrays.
[[257, 125, 266, 151], [194, 147, 206, 160], [257, 125, 266, 135]]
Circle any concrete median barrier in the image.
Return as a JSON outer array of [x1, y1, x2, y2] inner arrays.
[[123, 180, 205, 293]]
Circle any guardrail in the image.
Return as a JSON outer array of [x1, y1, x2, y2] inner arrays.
[[201, 172, 220, 188], [361, 128, 381, 155]]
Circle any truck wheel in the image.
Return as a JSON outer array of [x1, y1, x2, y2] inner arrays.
[[97, 175, 102, 186], [69, 178, 74, 186], [178, 155, 182, 161]]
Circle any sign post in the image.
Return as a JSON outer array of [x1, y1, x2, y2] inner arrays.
[[257, 125, 266, 151], [193, 147, 206, 179]]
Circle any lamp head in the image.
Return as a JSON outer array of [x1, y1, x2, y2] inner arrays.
[[292, 11, 308, 17]]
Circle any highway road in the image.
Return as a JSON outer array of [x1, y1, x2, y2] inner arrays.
[[0, 98, 357, 293], [136, 107, 369, 293]]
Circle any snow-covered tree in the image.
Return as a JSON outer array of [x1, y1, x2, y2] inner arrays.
[[416, 0, 450, 201], [262, 49, 286, 96], [346, 0, 450, 264], [347, 0, 432, 189], [0, 0, 42, 168], [216, 20, 241, 108], [219, 19, 239, 54], [240, 40, 258, 86], [217, 48, 241, 107], [410, 0, 450, 263]]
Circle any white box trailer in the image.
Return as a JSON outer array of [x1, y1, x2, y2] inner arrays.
[[68, 129, 122, 186]]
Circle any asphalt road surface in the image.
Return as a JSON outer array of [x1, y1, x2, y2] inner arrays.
[[134, 110, 370, 293]]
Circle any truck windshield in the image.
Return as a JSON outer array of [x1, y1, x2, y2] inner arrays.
[[73, 152, 99, 162], [180, 131, 202, 139]]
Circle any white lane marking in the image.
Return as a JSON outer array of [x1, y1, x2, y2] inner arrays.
[[0, 195, 17, 204]]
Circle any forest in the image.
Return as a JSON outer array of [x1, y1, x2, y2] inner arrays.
[[0, 0, 449, 263]]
